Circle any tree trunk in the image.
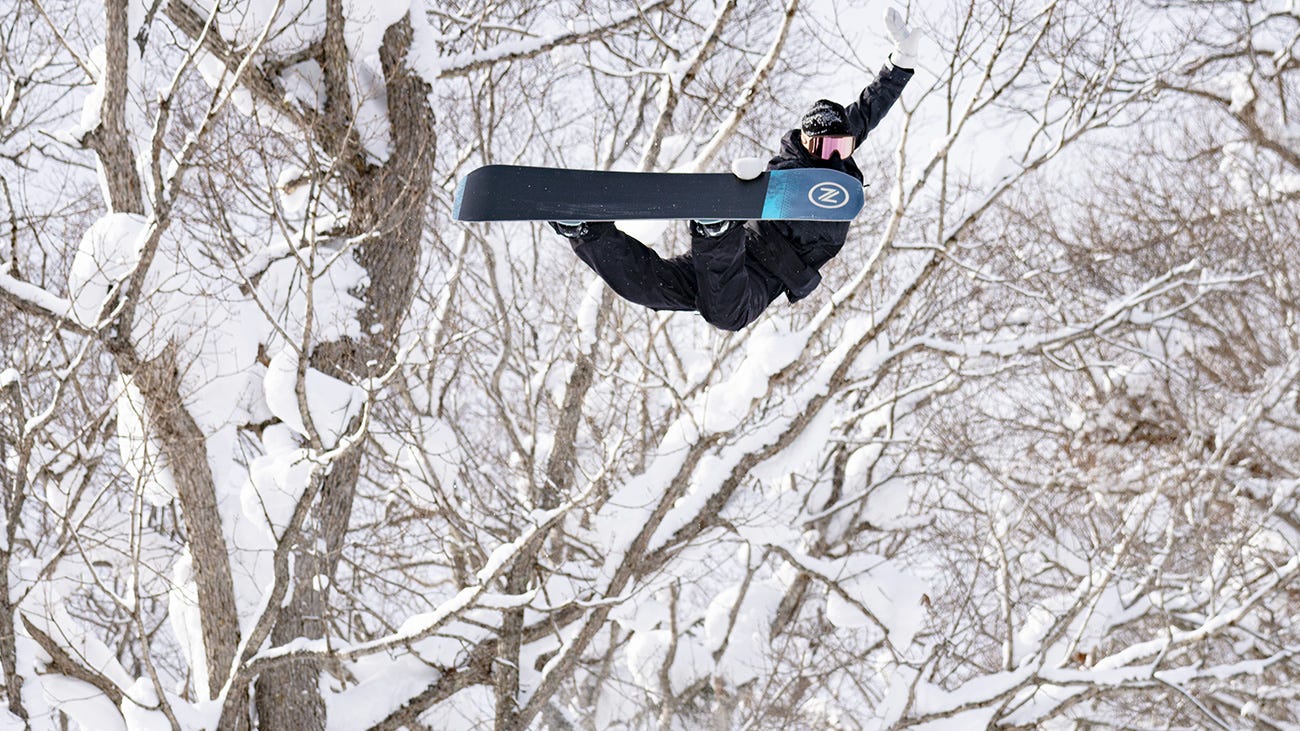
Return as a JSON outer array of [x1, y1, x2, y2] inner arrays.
[[255, 450, 361, 729], [128, 346, 246, 723], [253, 15, 435, 730], [92, 0, 245, 720], [86, 0, 144, 216], [0, 383, 28, 722]]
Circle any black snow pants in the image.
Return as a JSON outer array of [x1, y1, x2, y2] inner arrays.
[[571, 222, 789, 331]]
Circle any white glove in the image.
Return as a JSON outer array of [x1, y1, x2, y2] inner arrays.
[[731, 157, 766, 180], [885, 8, 921, 70]]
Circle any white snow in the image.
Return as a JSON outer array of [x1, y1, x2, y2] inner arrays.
[[349, 66, 393, 162], [814, 554, 930, 648], [119, 680, 174, 731], [244, 424, 314, 534], [324, 653, 441, 730], [75, 45, 106, 140], [195, 51, 257, 120], [697, 319, 809, 433], [731, 156, 766, 180], [907, 708, 1000, 731], [615, 219, 673, 244], [279, 60, 326, 113], [610, 596, 668, 633], [115, 374, 178, 507], [625, 628, 711, 695], [263, 348, 366, 448], [275, 166, 313, 221], [1221, 71, 1256, 113], [1266, 171, 1300, 197], [576, 278, 604, 349], [0, 272, 74, 320], [68, 212, 148, 326], [39, 677, 125, 731], [341, 0, 411, 66], [167, 551, 209, 697], [703, 581, 784, 685], [254, 244, 368, 348], [390, 415, 463, 506]]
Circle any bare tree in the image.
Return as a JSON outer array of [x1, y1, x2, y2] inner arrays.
[[0, 0, 1295, 729]]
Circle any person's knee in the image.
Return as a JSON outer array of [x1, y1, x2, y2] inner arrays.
[[708, 316, 751, 332], [699, 303, 758, 331]]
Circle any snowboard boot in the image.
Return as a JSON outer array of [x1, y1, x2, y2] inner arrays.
[[549, 220, 591, 239], [689, 219, 740, 238]]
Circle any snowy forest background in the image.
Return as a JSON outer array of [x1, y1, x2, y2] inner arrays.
[[0, 0, 1298, 729]]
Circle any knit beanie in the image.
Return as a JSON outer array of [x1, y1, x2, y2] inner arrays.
[[801, 99, 851, 136]]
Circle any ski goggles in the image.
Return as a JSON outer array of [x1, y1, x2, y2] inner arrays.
[[804, 134, 855, 160]]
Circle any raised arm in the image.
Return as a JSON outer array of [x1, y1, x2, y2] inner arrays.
[[845, 63, 914, 145], [845, 8, 921, 144]]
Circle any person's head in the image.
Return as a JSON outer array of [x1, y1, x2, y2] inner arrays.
[[801, 99, 855, 161]]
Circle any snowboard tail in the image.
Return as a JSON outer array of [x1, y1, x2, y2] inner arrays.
[[453, 165, 864, 222]]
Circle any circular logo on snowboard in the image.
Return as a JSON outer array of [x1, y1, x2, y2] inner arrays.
[[808, 182, 850, 209]]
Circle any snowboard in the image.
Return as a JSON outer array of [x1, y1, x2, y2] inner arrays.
[[453, 165, 864, 222]]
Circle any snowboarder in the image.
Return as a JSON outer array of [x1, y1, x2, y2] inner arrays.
[[549, 10, 921, 331]]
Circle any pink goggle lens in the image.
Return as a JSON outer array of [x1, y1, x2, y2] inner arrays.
[[806, 135, 855, 160]]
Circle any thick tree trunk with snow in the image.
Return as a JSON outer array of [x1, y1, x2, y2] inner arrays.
[[91, 0, 245, 715], [124, 346, 243, 696], [252, 14, 435, 731]]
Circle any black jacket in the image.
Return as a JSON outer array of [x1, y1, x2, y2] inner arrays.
[[573, 63, 913, 331], [748, 62, 914, 301]]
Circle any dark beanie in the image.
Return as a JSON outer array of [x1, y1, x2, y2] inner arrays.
[[801, 99, 851, 136]]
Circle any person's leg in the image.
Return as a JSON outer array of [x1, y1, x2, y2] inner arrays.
[[688, 222, 785, 331], [563, 222, 698, 312]]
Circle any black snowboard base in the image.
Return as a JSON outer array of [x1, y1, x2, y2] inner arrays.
[[453, 165, 864, 222]]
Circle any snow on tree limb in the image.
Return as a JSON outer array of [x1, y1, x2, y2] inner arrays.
[[0, 272, 84, 332]]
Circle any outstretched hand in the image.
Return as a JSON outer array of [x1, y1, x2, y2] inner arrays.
[[884, 8, 921, 71]]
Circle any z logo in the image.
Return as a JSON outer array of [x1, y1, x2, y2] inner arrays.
[[808, 182, 849, 209]]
